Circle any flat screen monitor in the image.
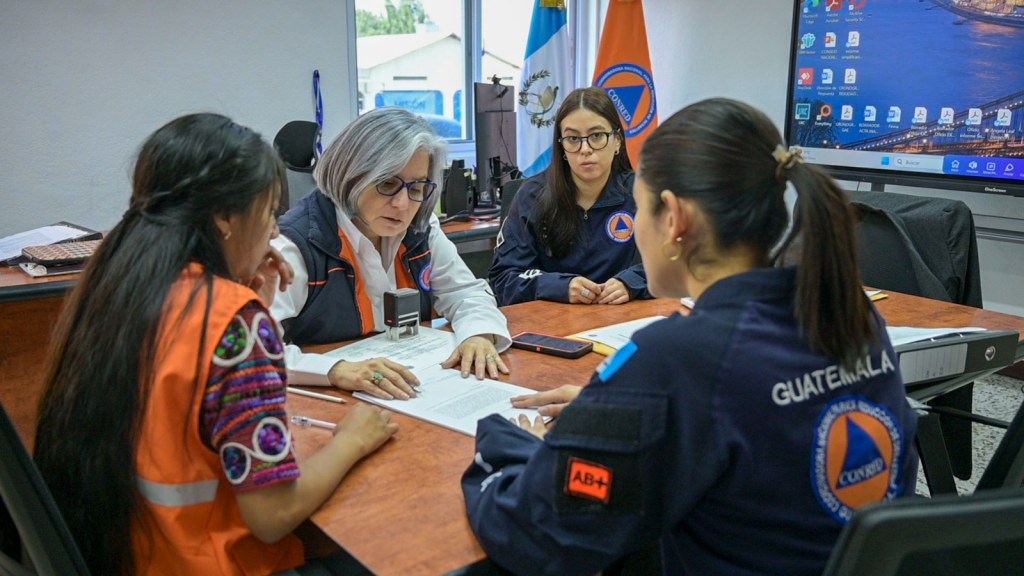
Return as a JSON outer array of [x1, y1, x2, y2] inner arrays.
[[474, 81, 517, 205], [784, 0, 1024, 197]]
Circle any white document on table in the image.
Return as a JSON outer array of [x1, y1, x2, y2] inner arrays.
[[354, 364, 544, 436], [886, 326, 986, 348], [0, 225, 89, 261], [323, 326, 457, 370], [574, 315, 665, 350]]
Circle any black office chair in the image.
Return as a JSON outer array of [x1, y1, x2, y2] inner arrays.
[[851, 202, 950, 302], [850, 190, 983, 482], [968, 394, 1024, 491], [0, 401, 90, 576], [498, 178, 525, 222], [821, 487, 1024, 576], [273, 120, 321, 214]]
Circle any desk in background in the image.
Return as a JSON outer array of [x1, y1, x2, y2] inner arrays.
[[441, 218, 500, 279], [288, 294, 1024, 575], [0, 267, 77, 451]]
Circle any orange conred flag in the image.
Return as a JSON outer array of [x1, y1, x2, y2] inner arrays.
[[592, 0, 658, 167]]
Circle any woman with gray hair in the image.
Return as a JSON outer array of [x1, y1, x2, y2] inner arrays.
[[271, 107, 511, 398]]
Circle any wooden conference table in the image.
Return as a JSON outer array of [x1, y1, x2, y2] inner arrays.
[[287, 294, 1024, 576], [0, 219, 502, 450]]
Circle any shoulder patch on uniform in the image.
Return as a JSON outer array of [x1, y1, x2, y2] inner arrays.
[[564, 457, 613, 503], [811, 396, 906, 524], [597, 340, 638, 382], [419, 263, 432, 291], [605, 210, 635, 243], [550, 403, 642, 444]]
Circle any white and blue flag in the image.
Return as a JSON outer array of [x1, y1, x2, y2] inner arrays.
[[517, 0, 575, 178]]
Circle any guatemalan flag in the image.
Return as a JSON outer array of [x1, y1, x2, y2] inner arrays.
[[517, 0, 575, 178]]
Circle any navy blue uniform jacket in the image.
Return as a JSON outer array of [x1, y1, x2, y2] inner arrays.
[[489, 171, 648, 306], [463, 267, 918, 575]]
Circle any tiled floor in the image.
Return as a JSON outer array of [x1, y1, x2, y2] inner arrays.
[[915, 374, 1024, 496]]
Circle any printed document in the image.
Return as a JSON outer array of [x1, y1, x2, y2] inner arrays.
[[571, 315, 665, 355], [323, 326, 457, 370], [354, 364, 544, 436]]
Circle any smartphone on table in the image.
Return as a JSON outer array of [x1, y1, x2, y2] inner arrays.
[[510, 332, 593, 359]]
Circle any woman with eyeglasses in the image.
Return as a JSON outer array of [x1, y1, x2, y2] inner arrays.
[[489, 87, 649, 306], [271, 107, 511, 397]]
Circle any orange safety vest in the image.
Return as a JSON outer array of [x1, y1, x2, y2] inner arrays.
[[132, 264, 303, 575]]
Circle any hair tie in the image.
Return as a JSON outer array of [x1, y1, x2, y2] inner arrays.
[[772, 144, 803, 182]]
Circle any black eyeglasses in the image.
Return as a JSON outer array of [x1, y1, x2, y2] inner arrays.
[[375, 176, 436, 203], [559, 131, 617, 153]]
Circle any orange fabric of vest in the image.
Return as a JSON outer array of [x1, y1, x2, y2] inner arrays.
[[395, 243, 417, 290], [133, 264, 303, 575]]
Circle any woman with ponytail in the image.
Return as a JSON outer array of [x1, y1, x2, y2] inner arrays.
[[462, 99, 918, 575], [34, 113, 397, 575]]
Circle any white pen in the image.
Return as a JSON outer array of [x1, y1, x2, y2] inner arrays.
[[290, 415, 337, 431], [287, 386, 346, 403]]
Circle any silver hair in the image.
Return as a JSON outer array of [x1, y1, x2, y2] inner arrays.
[[314, 107, 448, 233]]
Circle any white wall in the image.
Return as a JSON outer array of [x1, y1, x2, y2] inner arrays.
[[3, 0, 1022, 313], [643, 0, 1024, 315], [0, 0, 352, 236]]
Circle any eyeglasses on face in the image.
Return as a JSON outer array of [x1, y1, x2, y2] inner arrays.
[[559, 131, 616, 153], [375, 175, 436, 202]]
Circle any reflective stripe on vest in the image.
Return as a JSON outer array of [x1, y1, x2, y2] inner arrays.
[[137, 476, 219, 508]]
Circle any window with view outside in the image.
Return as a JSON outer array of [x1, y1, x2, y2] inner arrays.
[[355, 0, 533, 142]]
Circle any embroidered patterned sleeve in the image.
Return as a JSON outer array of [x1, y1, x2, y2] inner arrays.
[[201, 301, 300, 493]]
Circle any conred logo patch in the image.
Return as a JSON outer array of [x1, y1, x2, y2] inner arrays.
[[418, 263, 432, 292], [811, 396, 904, 523], [606, 211, 635, 243], [594, 64, 657, 139], [564, 456, 613, 503]]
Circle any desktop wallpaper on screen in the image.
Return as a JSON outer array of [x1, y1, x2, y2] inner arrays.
[[786, 0, 1024, 194]]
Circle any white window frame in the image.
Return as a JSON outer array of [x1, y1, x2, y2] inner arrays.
[[343, 0, 607, 163]]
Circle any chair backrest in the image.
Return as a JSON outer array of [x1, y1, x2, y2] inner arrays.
[[0, 401, 90, 576], [851, 201, 951, 302], [499, 178, 525, 222], [273, 120, 321, 214], [848, 189, 982, 307], [976, 398, 1024, 491], [822, 488, 1024, 576], [273, 120, 320, 173]]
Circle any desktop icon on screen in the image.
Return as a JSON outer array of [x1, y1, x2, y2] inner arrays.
[[801, 33, 816, 49], [803, 0, 821, 12], [798, 68, 815, 85], [887, 106, 902, 123], [995, 108, 1012, 127], [825, 32, 837, 48], [817, 104, 833, 120], [796, 103, 812, 120], [967, 108, 983, 126], [864, 106, 877, 122], [849, 0, 866, 9], [939, 107, 954, 125], [913, 107, 928, 124], [826, 0, 842, 11], [847, 31, 860, 47], [841, 105, 854, 120], [844, 68, 857, 84], [821, 69, 834, 84]]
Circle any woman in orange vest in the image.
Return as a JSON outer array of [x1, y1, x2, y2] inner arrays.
[[33, 113, 397, 575]]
